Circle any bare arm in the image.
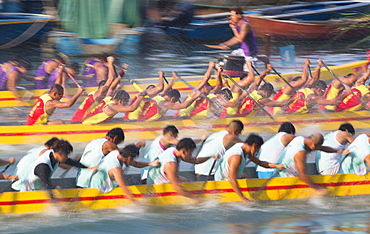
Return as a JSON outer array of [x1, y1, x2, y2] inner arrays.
[[6, 70, 21, 101], [165, 162, 197, 200], [111, 95, 145, 113], [109, 167, 137, 204], [195, 62, 215, 90], [47, 87, 84, 108], [228, 155, 249, 203], [164, 92, 201, 110], [295, 151, 325, 191]]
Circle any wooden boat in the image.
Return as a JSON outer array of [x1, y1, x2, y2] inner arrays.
[[1, 60, 366, 108], [1, 171, 369, 214], [0, 13, 55, 46], [164, 1, 370, 40], [246, 15, 370, 40]]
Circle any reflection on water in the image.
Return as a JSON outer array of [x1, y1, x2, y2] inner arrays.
[[1, 196, 370, 233]]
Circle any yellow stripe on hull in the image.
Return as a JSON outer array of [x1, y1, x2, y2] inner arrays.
[[0, 110, 370, 145], [1, 173, 369, 214]]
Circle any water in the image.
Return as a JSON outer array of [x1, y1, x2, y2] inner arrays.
[[1, 26, 370, 233]]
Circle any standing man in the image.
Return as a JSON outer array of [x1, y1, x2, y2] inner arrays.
[[26, 84, 84, 125], [214, 134, 284, 203], [194, 120, 244, 181], [217, 7, 258, 60], [276, 133, 340, 195], [316, 123, 355, 175], [147, 138, 214, 202]]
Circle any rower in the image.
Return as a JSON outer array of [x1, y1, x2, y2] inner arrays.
[[267, 59, 311, 115], [20, 140, 96, 202], [214, 133, 284, 204], [256, 122, 296, 178], [316, 123, 355, 175], [335, 67, 370, 112], [34, 53, 68, 89], [147, 138, 214, 202], [174, 61, 222, 119], [138, 87, 201, 121], [140, 125, 180, 184], [88, 144, 159, 205], [71, 56, 121, 123], [12, 137, 59, 191], [276, 133, 341, 195], [124, 71, 165, 121], [26, 83, 84, 125], [194, 120, 244, 181], [284, 80, 345, 114], [81, 53, 108, 87], [338, 133, 370, 175]]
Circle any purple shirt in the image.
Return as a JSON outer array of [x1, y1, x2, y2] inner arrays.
[[237, 18, 258, 57]]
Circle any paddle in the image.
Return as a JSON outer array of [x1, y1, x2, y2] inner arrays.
[[223, 72, 275, 120], [200, 156, 218, 191], [113, 64, 143, 93], [1, 163, 11, 174], [322, 61, 369, 111], [270, 66, 297, 94], [178, 77, 222, 109]]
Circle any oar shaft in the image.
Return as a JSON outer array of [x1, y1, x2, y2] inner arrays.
[[0, 164, 11, 173], [271, 67, 297, 93], [225, 74, 275, 120]]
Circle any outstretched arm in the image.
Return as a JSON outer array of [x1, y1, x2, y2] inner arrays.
[[109, 167, 137, 204], [228, 155, 249, 203]]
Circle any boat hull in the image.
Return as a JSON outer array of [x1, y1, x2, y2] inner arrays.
[[1, 172, 369, 214], [1, 109, 370, 145], [1, 60, 366, 108], [0, 13, 55, 44], [246, 15, 370, 39]]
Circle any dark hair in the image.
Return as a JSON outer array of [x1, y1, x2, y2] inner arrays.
[[230, 6, 243, 15], [166, 89, 181, 99], [292, 76, 301, 81], [55, 53, 68, 64], [44, 137, 60, 147], [278, 122, 296, 135], [312, 80, 327, 90], [106, 128, 125, 143], [17, 58, 32, 70], [98, 80, 107, 88], [97, 53, 109, 63], [244, 133, 264, 147], [53, 140, 73, 155], [163, 125, 179, 135], [120, 144, 139, 158], [146, 84, 156, 90], [68, 61, 79, 72], [50, 84, 64, 93], [219, 88, 233, 100], [259, 83, 274, 93], [229, 119, 244, 132], [112, 90, 130, 102], [339, 123, 355, 135], [176, 138, 196, 151]]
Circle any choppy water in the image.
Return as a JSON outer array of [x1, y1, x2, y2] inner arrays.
[[0, 25, 370, 233], [1, 196, 370, 233]]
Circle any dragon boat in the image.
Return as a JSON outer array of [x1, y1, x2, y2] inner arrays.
[[0, 169, 369, 215], [0, 60, 366, 108], [0, 60, 368, 145]]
